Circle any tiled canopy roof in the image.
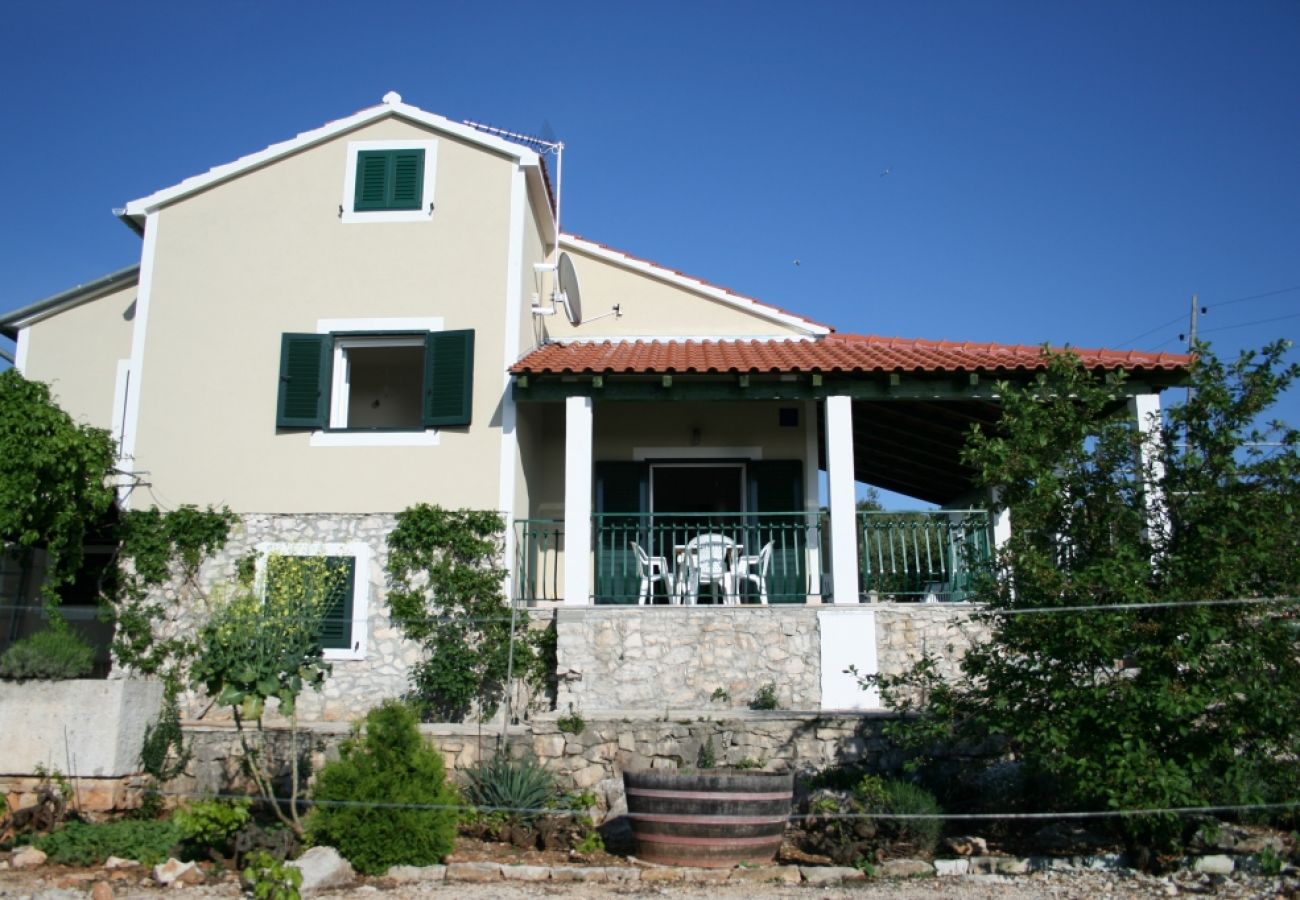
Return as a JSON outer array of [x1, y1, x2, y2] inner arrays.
[[511, 334, 1192, 376]]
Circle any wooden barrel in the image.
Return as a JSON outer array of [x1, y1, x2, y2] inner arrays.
[[623, 769, 793, 868]]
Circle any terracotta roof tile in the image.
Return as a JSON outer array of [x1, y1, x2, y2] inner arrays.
[[511, 334, 1192, 376]]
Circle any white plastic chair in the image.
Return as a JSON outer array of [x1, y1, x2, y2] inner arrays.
[[731, 540, 774, 604], [679, 534, 737, 605], [631, 541, 674, 605]]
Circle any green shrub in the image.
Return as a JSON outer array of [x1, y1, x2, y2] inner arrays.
[[463, 754, 556, 820], [174, 798, 251, 857], [858, 775, 945, 856], [556, 711, 585, 734], [242, 849, 302, 900], [749, 682, 779, 710], [0, 625, 94, 680], [307, 701, 459, 874], [35, 819, 182, 865]]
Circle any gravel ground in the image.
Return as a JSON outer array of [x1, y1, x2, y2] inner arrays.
[[2, 866, 1298, 899]]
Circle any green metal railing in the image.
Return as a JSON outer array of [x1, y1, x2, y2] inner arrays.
[[514, 519, 564, 604], [593, 511, 824, 605], [857, 510, 992, 602]]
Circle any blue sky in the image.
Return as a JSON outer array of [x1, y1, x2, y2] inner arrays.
[[2, 1, 1297, 488]]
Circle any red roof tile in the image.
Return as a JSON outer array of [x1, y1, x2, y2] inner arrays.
[[511, 334, 1192, 376]]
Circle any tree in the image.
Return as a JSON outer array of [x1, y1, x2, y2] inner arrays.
[[869, 342, 1300, 850], [0, 370, 116, 606]]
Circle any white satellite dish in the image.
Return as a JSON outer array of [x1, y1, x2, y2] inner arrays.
[[556, 251, 583, 326]]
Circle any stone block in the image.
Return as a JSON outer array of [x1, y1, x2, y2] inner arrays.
[[933, 858, 970, 876], [679, 867, 731, 882], [729, 865, 801, 883], [550, 866, 606, 881], [446, 862, 504, 882], [1193, 855, 1234, 875], [12, 846, 47, 868], [639, 867, 685, 883], [384, 865, 446, 882], [501, 865, 550, 881], [993, 857, 1031, 875], [801, 865, 864, 884], [878, 858, 934, 878], [288, 846, 354, 893]]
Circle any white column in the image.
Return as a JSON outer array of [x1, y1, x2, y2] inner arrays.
[[990, 487, 1012, 553], [1128, 393, 1168, 546], [564, 395, 593, 606], [824, 395, 860, 604]]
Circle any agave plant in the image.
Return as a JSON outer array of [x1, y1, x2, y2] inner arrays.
[[463, 754, 556, 820]]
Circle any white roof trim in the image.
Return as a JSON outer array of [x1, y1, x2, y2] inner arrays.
[[123, 94, 544, 217], [559, 234, 829, 337]]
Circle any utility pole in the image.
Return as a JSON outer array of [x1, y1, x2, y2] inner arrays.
[[1179, 293, 1206, 412]]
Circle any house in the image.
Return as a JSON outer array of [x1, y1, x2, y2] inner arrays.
[[1, 93, 1190, 720]]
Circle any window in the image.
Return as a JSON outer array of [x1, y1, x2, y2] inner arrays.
[[341, 140, 437, 224], [256, 542, 370, 661], [354, 150, 423, 211], [276, 329, 474, 432]]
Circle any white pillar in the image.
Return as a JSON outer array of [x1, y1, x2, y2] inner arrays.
[[1128, 393, 1168, 546], [825, 395, 860, 604], [990, 487, 1012, 553], [563, 395, 593, 606]]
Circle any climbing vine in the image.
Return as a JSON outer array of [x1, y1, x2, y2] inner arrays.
[[113, 504, 237, 676], [386, 504, 545, 722], [0, 370, 116, 608]]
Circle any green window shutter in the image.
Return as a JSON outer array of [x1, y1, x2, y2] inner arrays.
[[594, 462, 649, 605], [389, 150, 424, 209], [354, 151, 390, 210], [276, 333, 330, 428], [317, 557, 356, 651], [354, 149, 424, 211], [423, 329, 474, 427]]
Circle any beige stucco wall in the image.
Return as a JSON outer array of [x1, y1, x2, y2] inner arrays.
[[595, 400, 809, 461], [539, 244, 810, 342], [19, 282, 136, 433], [131, 117, 517, 513]]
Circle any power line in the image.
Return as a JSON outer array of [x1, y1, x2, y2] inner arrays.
[[1114, 283, 1300, 349], [1208, 284, 1300, 310], [1197, 312, 1300, 336]]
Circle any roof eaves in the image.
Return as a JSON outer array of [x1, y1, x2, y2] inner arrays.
[[1, 264, 141, 338], [559, 234, 832, 336]]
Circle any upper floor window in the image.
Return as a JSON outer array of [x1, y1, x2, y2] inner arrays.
[[341, 140, 437, 224], [276, 328, 474, 432]]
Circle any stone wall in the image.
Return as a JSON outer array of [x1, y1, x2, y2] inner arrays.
[[131, 513, 554, 725], [874, 603, 990, 695], [555, 606, 821, 712], [177, 711, 900, 819]]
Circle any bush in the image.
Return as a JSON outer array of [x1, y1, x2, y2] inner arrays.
[[174, 798, 251, 859], [35, 819, 182, 866], [749, 682, 779, 710], [0, 626, 94, 680], [868, 777, 944, 856], [307, 701, 459, 874], [463, 754, 556, 821]]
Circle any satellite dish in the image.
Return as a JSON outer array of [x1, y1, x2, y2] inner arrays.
[[556, 251, 583, 326]]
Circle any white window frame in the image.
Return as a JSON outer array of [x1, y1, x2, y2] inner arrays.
[[254, 541, 371, 662], [328, 334, 425, 430], [341, 139, 438, 224], [310, 317, 443, 447]]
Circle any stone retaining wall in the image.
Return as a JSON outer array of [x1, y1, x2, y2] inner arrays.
[[555, 606, 822, 711], [175, 712, 899, 817]]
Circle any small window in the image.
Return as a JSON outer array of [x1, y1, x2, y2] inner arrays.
[[342, 140, 437, 224], [256, 542, 370, 661], [354, 150, 424, 211]]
